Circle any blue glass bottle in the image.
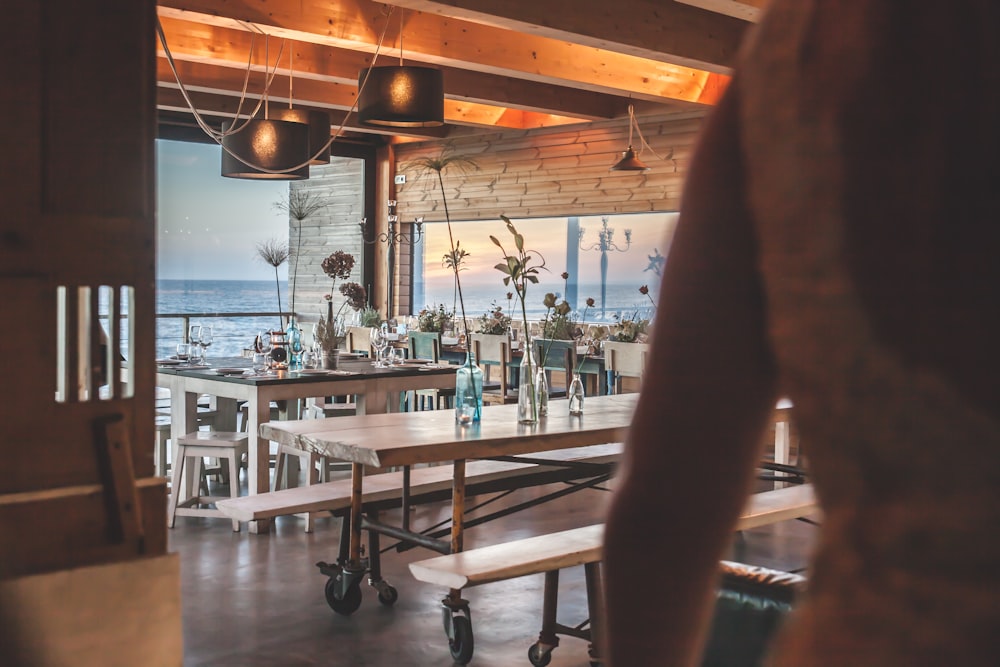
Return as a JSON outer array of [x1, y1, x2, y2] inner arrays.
[[455, 352, 484, 425], [286, 317, 303, 370]]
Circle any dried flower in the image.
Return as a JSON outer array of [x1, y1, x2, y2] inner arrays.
[[639, 285, 649, 295], [506, 292, 514, 301], [586, 297, 596, 308], [560, 271, 569, 280], [339, 282, 367, 310], [322, 250, 355, 281], [255, 238, 289, 329], [543, 292, 557, 309]]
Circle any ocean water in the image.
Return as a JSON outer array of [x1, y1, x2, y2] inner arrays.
[[156, 279, 289, 359], [151, 279, 657, 359]]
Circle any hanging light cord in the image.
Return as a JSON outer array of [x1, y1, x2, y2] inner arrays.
[[628, 103, 670, 163], [156, 7, 397, 173]]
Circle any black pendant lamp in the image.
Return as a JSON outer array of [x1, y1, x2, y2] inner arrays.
[[358, 65, 443, 127], [357, 8, 444, 128], [610, 104, 650, 172], [220, 118, 310, 180], [273, 108, 331, 165], [273, 47, 331, 164], [220, 36, 310, 180]]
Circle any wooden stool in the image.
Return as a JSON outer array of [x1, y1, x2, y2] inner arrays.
[[168, 431, 248, 531], [154, 416, 172, 478]]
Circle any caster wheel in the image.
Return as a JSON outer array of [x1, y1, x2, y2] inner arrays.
[[324, 577, 362, 616], [377, 584, 399, 606], [528, 642, 552, 666], [448, 615, 475, 664]]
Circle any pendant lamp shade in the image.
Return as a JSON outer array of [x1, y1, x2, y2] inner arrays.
[[610, 145, 650, 172], [357, 65, 444, 127], [274, 108, 331, 165], [221, 118, 310, 180]]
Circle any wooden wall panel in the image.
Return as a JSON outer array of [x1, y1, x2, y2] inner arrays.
[[393, 111, 704, 225], [287, 156, 366, 327]]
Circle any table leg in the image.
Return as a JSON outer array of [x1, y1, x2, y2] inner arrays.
[[349, 463, 364, 566], [246, 398, 272, 534]]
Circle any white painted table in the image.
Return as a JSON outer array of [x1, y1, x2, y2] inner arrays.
[[156, 358, 460, 510]]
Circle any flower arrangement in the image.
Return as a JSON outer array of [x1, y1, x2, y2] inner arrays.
[[255, 238, 289, 329], [274, 190, 326, 319], [315, 250, 362, 353], [358, 305, 383, 328], [315, 282, 366, 352], [417, 304, 454, 333], [476, 302, 512, 335], [492, 215, 548, 422], [609, 312, 650, 343], [540, 292, 575, 341]]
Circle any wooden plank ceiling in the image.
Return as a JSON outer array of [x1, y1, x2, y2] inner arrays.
[[156, 0, 764, 144]]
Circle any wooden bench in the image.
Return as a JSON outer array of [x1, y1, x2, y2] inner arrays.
[[215, 443, 623, 527], [408, 483, 818, 665]]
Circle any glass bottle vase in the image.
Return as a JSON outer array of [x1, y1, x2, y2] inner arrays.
[[568, 375, 585, 416], [455, 353, 484, 425], [517, 343, 538, 424], [534, 364, 549, 418], [285, 317, 303, 370]]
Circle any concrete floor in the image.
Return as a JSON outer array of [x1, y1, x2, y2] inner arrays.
[[169, 478, 817, 666]]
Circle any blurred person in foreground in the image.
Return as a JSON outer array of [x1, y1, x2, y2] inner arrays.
[[604, 1, 999, 665]]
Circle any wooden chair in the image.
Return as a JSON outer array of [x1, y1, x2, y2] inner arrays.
[[533, 339, 576, 399], [471, 333, 516, 405], [603, 341, 649, 394], [346, 326, 373, 357], [407, 331, 453, 410]]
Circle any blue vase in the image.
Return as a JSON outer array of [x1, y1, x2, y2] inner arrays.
[[286, 317, 303, 370], [455, 352, 484, 425]]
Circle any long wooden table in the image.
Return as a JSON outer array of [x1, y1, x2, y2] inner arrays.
[[156, 358, 460, 520], [258, 393, 636, 619]]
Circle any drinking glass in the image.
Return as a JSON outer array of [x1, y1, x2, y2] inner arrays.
[[199, 325, 214, 361], [187, 325, 202, 363], [251, 352, 269, 374], [176, 342, 191, 363], [370, 327, 388, 367]]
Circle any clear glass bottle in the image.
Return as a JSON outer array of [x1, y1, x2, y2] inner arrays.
[[568, 375, 585, 416], [534, 364, 549, 418], [517, 342, 538, 424], [455, 353, 484, 425]]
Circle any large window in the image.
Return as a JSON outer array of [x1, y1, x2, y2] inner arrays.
[[416, 213, 677, 322], [156, 139, 290, 356]]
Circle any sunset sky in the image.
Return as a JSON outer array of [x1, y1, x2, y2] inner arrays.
[[156, 139, 679, 297]]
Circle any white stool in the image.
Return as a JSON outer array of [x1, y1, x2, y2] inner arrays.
[[168, 431, 248, 531], [154, 416, 172, 478]]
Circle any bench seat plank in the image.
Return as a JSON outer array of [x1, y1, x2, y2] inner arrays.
[[408, 484, 818, 590], [215, 443, 622, 523]]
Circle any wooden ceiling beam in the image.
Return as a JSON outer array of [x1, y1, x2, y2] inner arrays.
[[157, 0, 727, 106], [674, 0, 767, 23], [156, 58, 585, 133], [157, 15, 623, 121], [386, 0, 748, 73]]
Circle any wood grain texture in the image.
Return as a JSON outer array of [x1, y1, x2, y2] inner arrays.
[[408, 484, 817, 589]]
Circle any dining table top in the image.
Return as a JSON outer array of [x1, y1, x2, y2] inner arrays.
[[259, 392, 638, 469], [155, 355, 459, 385]]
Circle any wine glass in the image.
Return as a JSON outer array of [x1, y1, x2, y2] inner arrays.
[[199, 325, 214, 362], [188, 324, 203, 364], [370, 327, 388, 367]]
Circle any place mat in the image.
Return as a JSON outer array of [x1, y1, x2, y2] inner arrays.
[[180, 365, 211, 371], [214, 367, 249, 376], [329, 370, 359, 376], [294, 369, 330, 375], [418, 364, 453, 370], [156, 359, 183, 366]]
